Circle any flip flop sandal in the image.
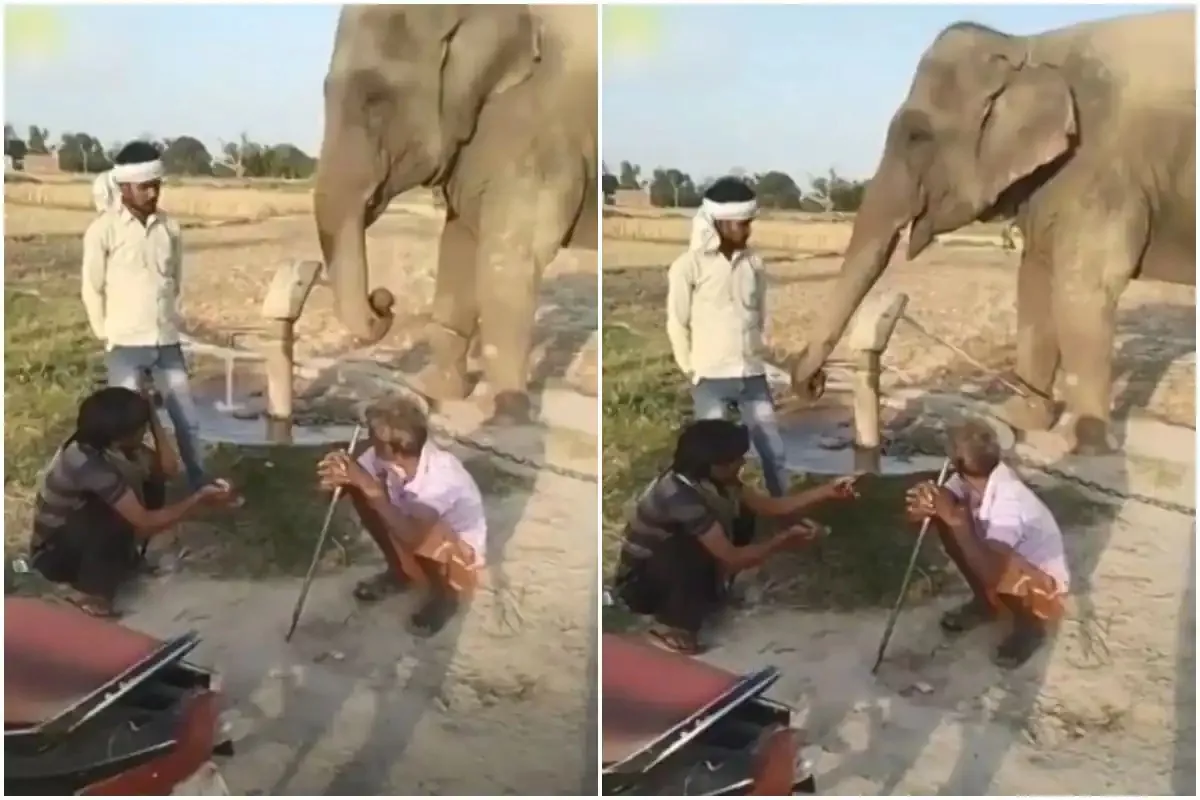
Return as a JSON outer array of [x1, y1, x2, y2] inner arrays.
[[940, 599, 993, 634], [407, 594, 459, 638], [67, 595, 120, 619], [647, 626, 702, 656], [353, 571, 408, 602], [993, 627, 1046, 669]]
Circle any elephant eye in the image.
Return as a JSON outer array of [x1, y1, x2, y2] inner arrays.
[[907, 126, 933, 144]]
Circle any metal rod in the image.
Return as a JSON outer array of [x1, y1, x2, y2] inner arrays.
[[285, 424, 363, 642], [870, 457, 952, 674], [224, 355, 235, 410]]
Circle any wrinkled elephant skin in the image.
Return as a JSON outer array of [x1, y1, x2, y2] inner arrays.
[[314, 5, 598, 423], [790, 10, 1195, 454]]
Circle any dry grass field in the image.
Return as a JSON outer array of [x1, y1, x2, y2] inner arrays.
[[602, 205, 1013, 253]]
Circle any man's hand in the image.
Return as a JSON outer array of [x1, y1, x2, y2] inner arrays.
[[196, 478, 238, 507], [821, 475, 860, 502], [775, 519, 829, 549], [317, 451, 380, 496], [905, 482, 967, 528]]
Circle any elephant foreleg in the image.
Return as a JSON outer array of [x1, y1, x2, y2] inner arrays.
[[420, 210, 480, 402], [1002, 240, 1059, 432], [476, 187, 574, 425], [1050, 210, 1144, 455]]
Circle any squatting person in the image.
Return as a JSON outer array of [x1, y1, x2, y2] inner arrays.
[[317, 396, 488, 637], [28, 387, 236, 618], [667, 177, 790, 497], [612, 419, 859, 655], [905, 418, 1071, 668], [81, 140, 208, 491]]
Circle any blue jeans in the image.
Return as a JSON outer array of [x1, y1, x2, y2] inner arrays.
[[692, 375, 789, 497], [106, 344, 206, 490]]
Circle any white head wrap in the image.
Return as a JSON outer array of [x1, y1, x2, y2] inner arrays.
[[110, 158, 164, 185], [689, 196, 758, 253], [92, 171, 119, 213]]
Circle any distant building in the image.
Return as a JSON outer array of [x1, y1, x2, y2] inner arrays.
[[23, 150, 61, 175], [612, 188, 651, 209]]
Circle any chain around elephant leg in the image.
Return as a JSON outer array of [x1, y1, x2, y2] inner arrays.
[[416, 322, 474, 403]]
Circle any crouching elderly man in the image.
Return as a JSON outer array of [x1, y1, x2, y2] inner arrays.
[[906, 418, 1071, 669], [317, 397, 487, 636]]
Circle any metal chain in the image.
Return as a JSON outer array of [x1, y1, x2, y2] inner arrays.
[[866, 317, 1197, 517], [431, 422, 598, 484], [358, 369, 599, 484]]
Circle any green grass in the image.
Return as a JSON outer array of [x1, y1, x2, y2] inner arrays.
[[600, 266, 1109, 616]]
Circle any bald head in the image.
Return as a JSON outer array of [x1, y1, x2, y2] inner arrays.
[[947, 417, 1002, 477]]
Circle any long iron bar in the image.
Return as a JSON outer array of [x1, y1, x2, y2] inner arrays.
[[285, 424, 364, 641], [870, 457, 952, 674]]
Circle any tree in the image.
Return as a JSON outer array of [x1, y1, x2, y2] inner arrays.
[[161, 135, 214, 176], [4, 125, 27, 163], [648, 167, 701, 208], [805, 168, 867, 213], [754, 170, 803, 210], [217, 132, 252, 177], [601, 164, 618, 204], [27, 125, 49, 154], [57, 132, 110, 173], [617, 160, 641, 190]]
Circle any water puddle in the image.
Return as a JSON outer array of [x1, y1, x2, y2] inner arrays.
[[175, 351, 361, 447], [774, 397, 946, 477]]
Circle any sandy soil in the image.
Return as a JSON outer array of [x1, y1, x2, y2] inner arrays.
[[705, 476, 1194, 795], [605, 224, 1195, 796], [127, 468, 598, 795]]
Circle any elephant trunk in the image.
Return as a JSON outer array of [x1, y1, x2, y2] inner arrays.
[[312, 144, 395, 346], [789, 156, 911, 393]]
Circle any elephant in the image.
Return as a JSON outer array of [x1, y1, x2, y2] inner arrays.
[[314, 5, 598, 424], [788, 9, 1195, 454]]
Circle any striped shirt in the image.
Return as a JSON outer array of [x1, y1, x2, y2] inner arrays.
[[32, 442, 132, 549], [946, 463, 1071, 590], [358, 443, 489, 566], [81, 205, 184, 350], [618, 472, 729, 563]]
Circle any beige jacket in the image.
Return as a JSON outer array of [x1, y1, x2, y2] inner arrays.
[[665, 216, 768, 381], [80, 206, 184, 349]]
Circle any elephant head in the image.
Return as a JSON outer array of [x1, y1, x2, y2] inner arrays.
[[314, 5, 543, 343], [790, 22, 1078, 394]]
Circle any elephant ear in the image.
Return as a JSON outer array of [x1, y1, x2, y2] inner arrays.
[[438, 8, 542, 151], [976, 63, 1077, 210]]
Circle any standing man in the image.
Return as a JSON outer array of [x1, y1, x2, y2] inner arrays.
[[81, 141, 207, 491], [666, 177, 789, 497]]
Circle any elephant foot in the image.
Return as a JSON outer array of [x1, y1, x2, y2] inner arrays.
[[1067, 416, 1117, 456], [999, 394, 1057, 432], [413, 363, 471, 403], [486, 390, 534, 427]]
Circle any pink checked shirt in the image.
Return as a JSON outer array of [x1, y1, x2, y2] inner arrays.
[[946, 462, 1071, 591], [358, 442, 489, 567]]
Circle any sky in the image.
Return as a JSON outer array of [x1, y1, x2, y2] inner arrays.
[[3, 4, 1183, 171], [603, 3, 1183, 181], [5, 4, 341, 156]]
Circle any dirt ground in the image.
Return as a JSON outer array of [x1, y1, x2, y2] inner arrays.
[[5, 193, 600, 795], [125, 467, 598, 796], [603, 218, 1195, 795]]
